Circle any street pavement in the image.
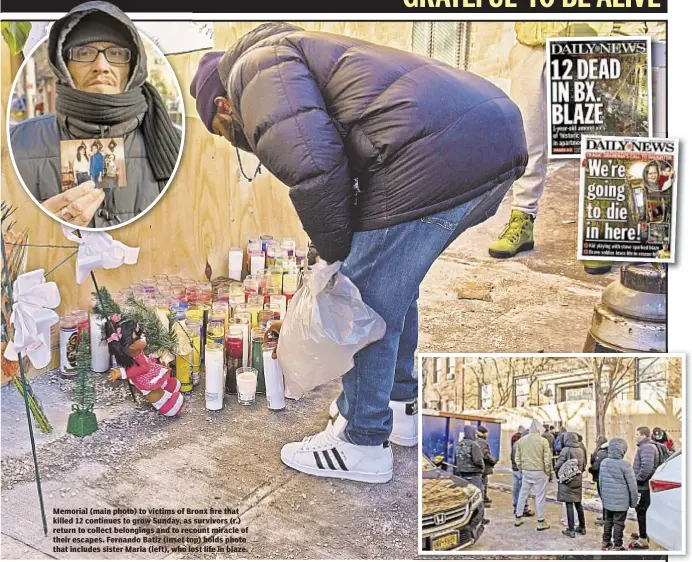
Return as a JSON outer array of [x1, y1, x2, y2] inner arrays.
[[464, 470, 663, 553]]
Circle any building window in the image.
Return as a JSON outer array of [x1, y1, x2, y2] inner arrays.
[[447, 359, 456, 381], [434, 359, 443, 384], [428, 400, 440, 411], [559, 383, 593, 403], [480, 383, 492, 409], [446, 399, 455, 412], [636, 358, 667, 401], [412, 22, 472, 70], [514, 377, 530, 407]]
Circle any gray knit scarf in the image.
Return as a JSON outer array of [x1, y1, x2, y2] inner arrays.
[[56, 82, 181, 189]]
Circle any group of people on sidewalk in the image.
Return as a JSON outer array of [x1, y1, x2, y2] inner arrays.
[[453, 420, 675, 550]]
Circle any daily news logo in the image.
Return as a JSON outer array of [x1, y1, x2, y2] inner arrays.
[[586, 138, 676, 153], [550, 41, 648, 56]]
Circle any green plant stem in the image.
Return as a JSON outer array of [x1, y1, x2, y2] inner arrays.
[[11, 378, 52, 433]]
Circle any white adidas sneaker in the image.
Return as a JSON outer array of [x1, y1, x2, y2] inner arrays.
[[280, 415, 393, 483], [329, 399, 418, 447]]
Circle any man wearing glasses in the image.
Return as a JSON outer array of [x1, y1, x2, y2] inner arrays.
[[9, 2, 181, 227]]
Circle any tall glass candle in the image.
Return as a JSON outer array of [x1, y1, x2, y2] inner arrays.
[[251, 328, 267, 394], [247, 295, 264, 328], [89, 309, 110, 373], [141, 278, 156, 295], [263, 343, 286, 411], [186, 321, 201, 386], [205, 343, 224, 411], [176, 348, 193, 393], [281, 238, 296, 258], [269, 265, 283, 294], [265, 241, 278, 268], [296, 246, 308, 269], [232, 314, 251, 368], [269, 295, 287, 321], [225, 327, 244, 394], [228, 247, 244, 281], [59, 315, 78, 376], [207, 311, 226, 345]]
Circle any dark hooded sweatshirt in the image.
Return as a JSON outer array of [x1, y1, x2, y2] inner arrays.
[[216, 23, 528, 263], [9, 2, 180, 227], [454, 425, 485, 475]]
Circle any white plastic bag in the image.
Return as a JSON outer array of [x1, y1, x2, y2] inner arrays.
[[277, 260, 386, 400]]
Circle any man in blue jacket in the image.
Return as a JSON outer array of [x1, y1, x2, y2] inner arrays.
[[191, 23, 528, 483]]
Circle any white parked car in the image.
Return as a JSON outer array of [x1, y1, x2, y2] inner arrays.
[[647, 449, 682, 552]]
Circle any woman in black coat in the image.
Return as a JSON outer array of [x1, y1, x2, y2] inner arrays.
[[589, 436, 609, 525], [555, 432, 587, 537]]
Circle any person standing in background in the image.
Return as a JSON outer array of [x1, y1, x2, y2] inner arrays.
[[589, 436, 610, 526], [511, 426, 534, 518], [454, 425, 486, 494], [630, 426, 660, 549], [477, 426, 497, 506], [488, 22, 644, 275], [514, 419, 554, 531], [599, 438, 638, 551], [555, 432, 587, 538]]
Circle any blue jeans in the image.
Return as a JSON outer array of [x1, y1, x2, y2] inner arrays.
[[335, 178, 512, 445]]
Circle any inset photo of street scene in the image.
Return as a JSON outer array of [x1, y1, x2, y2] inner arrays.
[[419, 354, 684, 554]]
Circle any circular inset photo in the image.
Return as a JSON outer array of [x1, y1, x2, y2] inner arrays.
[[7, 3, 184, 230], [643, 159, 674, 193]]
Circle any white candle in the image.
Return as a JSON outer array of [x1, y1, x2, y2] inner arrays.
[[263, 350, 286, 411], [89, 313, 111, 373], [269, 295, 287, 320], [228, 248, 244, 281], [204, 343, 224, 411], [250, 253, 266, 276], [236, 368, 257, 405], [235, 315, 251, 368]]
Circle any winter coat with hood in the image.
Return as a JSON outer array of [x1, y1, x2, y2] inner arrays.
[[454, 425, 485, 475], [9, 2, 167, 228], [477, 435, 497, 475], [555, 432, 586, 503], [215, 23, 528, 263], [542, 429, 555, 452], [515, 419, 554, 476], [599, 438, 638, 512], [589, 441, 609, 483], [633, 437, 660, 492]]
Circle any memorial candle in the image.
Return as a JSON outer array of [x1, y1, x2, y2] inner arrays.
[[205, 343, 224, 411]]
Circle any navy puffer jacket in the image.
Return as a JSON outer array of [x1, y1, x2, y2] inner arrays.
[[217, 23, 528, 262]]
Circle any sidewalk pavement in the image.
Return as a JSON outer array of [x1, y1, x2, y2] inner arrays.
[[465, 470, 662, 552], [1, 373, 417, 560]]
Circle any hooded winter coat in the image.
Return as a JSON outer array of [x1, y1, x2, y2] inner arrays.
[[589, 441, 609, 483], [555, 432, 586, 503], [215, 23, 528, 263], [515, 419, 554, 476], [599, 438, 638, 512], [9, 2, 175, 228], [633, 437, 660, 492], [477, 435, 497, 475], [454, 425, 485, 475]]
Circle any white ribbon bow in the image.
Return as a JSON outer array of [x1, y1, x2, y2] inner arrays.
[[3, 270, 61, 369], [62, 226, 140, 284]]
